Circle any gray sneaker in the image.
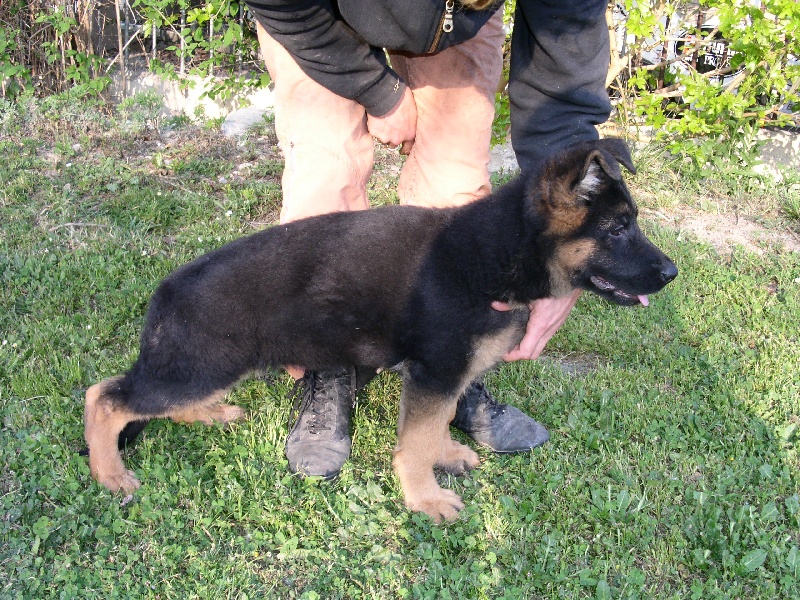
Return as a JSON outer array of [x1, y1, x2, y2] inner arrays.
[[285, 369, 356, 479], [451, 380, 550, 452]]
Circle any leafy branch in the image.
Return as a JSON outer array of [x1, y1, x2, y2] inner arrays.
[[609, 0, 799, 166]]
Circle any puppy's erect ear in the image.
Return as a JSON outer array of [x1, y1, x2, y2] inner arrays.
[[575, 158, 606, 201], [581, 150, 620, 182], [539, 139, 638, 212], [596, 138, 636, 176], [575, 139, 636, 198]]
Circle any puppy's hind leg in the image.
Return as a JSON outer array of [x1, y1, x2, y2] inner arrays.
[[84, 376, 144, 494], [169, 395, 245, 426]]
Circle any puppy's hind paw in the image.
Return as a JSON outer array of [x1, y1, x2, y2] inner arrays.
[[211, 403, 245, 425], [171, 402, 245, 426], [97, 469, 141, 495]]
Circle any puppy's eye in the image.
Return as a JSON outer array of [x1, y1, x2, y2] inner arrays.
[[610, 224, 625, 236]]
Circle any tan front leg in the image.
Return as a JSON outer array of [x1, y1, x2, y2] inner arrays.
[[84, 378, 141, 494], [393, 387, 466, 523]]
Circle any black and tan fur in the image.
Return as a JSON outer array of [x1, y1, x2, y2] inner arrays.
[[84, 139, 677, 522]]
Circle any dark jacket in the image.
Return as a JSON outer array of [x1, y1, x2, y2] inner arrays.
[[245, 0, 611, 170]]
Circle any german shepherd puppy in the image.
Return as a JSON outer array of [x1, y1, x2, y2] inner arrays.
[[84, 139, 677, 522]]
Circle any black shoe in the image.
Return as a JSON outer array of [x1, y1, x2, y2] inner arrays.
[[451, 380, 549, 453], [285, 368, 356, 479]]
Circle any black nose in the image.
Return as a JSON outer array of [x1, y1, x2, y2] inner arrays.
[[660, 260, 678, 283]]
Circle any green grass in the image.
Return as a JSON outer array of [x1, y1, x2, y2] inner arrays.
[[1, 95, 799, 598]]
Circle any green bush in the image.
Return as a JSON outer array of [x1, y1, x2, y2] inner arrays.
[[612, 0, 800, 167], [132, 0, 265, 101], [0, 1, 111, 97], [0, 25, 31, 98]]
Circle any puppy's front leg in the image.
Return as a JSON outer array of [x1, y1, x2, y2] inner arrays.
[[393, 381, 468, 523]]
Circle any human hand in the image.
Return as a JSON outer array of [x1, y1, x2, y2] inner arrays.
[[367, 86, 417, 154], [492, 290, 583, 361]]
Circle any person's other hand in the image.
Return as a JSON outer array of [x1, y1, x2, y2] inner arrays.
[[492, 290, 583, 361], [367, 86, 417, 154]]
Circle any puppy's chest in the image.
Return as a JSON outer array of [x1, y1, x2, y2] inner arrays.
[[467, 310, 528, 374]]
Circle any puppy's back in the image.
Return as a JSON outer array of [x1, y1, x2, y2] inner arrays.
[[136, 204, 455, 381]]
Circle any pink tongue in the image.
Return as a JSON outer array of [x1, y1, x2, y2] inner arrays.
[[638, 295, 650, 306]]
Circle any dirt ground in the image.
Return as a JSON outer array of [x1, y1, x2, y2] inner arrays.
[[644, 207, 800, 255]]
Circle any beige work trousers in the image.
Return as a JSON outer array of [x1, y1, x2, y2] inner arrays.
[[256, 13, 505, 223]]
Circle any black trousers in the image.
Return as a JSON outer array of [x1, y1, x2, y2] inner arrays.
[[510, 0, 612, 172]]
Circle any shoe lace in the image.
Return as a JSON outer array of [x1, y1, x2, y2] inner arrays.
[[288, 369, 356, 434], [472, 380, 504, 419]]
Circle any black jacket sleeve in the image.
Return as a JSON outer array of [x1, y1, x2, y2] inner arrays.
[[246, 1, 405, 116], [509, 0, 612, 171]]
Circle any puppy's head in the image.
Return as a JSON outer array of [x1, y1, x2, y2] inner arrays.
[[533, 139, 677, 305]]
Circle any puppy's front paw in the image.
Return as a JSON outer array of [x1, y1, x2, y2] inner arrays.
[[436, 440, 480, 475], [211, 403, 245, 424], [407, 487, 465, 523], [97, 468, 141, 494]]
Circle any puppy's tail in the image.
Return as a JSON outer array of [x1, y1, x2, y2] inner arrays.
[[79, 374, 150, 456]]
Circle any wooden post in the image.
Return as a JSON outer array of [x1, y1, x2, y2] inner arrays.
[[123, 2, 130, 63], [209, 16, 215, 77], [180, 8, 186, 77], [237, 3, 243, 72], [114, 0, 126, 94]]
